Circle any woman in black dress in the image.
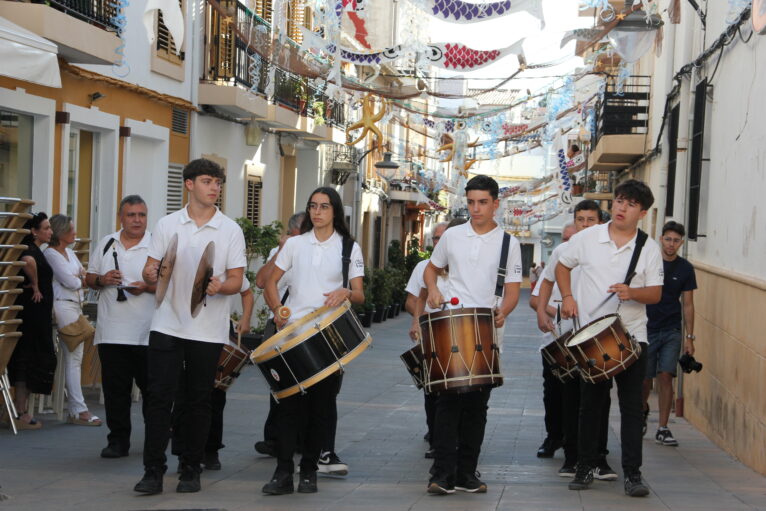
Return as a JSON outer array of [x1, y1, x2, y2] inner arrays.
[[7, 212, 56, 429]]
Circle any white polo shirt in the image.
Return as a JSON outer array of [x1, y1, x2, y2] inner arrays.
[[275, 229, 364, 324], [429, 221, 522, 309], [557, 222, 663, 344], [533, 242, 574, 348], [405, 258, 452, 314], [88, 230, 154, 346], [148, 206, 246, 344]]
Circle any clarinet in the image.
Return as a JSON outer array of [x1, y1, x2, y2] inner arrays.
[[112, 249, 128, 302]]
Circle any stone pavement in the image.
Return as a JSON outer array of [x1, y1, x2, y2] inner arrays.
[[1, 289, 765, 510]]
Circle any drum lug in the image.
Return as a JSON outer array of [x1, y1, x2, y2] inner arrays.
[[617, 343, 626, 351], [451, 346, 459, 353], [602, 353, 611, 361], [475, 344, 483, 352], [587, 359, 597, 367]]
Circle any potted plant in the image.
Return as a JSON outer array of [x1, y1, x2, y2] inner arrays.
[[312, 100, 325, 125], [353, 268, 375, 327], [295, 81, 308, 115], [371, 267, 392, 323], [571, 176, 583, 196]]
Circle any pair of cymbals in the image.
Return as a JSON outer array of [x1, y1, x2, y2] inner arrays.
[[154, 234, 215, 318]]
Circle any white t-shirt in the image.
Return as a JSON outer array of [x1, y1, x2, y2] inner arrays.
[[148, 206, 246, 344], [557, 222, 663, 344], [275, 230, 364, 324], [429, 221, 522, 309], [405, 259, 452, 314], [44, 247, 84, 328], [533, 242, 574, 348], [267, 246, 290, 312], [88, 231, 154, 346]]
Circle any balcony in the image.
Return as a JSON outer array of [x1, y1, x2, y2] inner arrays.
[[0, 0, 120, 64], [201, 0, 345, 140], [588, 76, 650, 172]]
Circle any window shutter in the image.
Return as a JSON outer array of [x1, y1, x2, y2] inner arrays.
[[246, 175, 263, 225], [157, 0, 185, 62], [167, 165, 184, 214]]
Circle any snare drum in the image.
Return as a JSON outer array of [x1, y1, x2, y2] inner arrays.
[[400, 344, 425, 390], [250, 300, 371, 400], [214, 341, 250, 391], [565, 314, 641, 384], [419, 307, 503, 393], [540, 329, 577, 382]]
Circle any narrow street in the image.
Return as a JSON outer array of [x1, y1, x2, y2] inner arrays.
[[1, 289, 764, 510]]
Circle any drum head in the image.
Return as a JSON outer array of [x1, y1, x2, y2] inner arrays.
[[155, 233, 178, 307], [190, 241, 215, 318], [567, 314, 618, 347]]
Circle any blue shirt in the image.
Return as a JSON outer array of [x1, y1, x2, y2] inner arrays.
[[646, 256, 697, 332]]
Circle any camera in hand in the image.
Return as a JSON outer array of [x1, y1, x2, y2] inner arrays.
[[678, 353, 703, 373]]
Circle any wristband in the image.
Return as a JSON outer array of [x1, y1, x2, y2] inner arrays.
[[686, 334, 695, 340], [562, 294, 572, 299]]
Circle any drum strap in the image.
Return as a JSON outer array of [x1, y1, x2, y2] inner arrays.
[[625, 229, 648, 285], [495, 232, 511, 298], [341, 236, 353, 289], [103, 237, 116, 256]]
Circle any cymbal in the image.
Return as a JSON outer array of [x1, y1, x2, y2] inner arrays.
[[155, 233, 178, 307], [190, 241, 215, 318]]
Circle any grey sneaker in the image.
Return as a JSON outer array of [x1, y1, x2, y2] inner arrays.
[[655, 427, 679, 446], [569, 465, 593, 490], [624, 472, 649, 497]]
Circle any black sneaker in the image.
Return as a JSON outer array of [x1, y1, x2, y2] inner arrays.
[[100, 443, 128, 458], [593, 460, 618, 481], [176, 463, 201, 493], [262, 470, 294, 495], [254, 440, 276, 457], [455, 472, 487, 493], [558, 463, 576, 478], [297, 471, 318, 493], [624, 472, 649, 497], [202, 451, 221, 470], [427, 475, 455, 495], [642, 404, 650, 436], [569, 465, 593, 490], [655, 427, 679, 446], [424, 448, 435, 459], [134, 465, 166, 494], [536, 437, 561, 458], [317, 451, 348, 476]]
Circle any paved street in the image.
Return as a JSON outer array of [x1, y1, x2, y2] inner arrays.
[[1, 289, 764, 511]]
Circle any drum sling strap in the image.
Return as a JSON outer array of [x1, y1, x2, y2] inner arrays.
[[494, 232, 512, 298], [279, 236, 353, 303], [103, 237, 116, 255], [624, 229, 648, 286]]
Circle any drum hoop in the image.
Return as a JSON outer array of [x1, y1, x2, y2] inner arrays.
[[565, 313, 622, 348], [271, 334, 372, 399], [419, 308, 494, 327], [251, 301, 351, 364]]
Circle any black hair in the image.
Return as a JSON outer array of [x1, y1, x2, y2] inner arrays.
[[182, 158, 226, 183], [613, 179, 654, 210], [662, 221, 686, 237], [119, 194, 146, 214], [574, 200, 600, 217], [300, 187, 353, 240], [599, 210, 611, 223], [465, 175, 499, 200], [22, 212, 48, 246]]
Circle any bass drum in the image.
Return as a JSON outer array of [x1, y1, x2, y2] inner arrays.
[[566, 313, 641, 384], [251, 300, 371, 399]]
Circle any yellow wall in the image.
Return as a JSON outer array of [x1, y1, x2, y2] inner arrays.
[[684, 261, 766, 475]]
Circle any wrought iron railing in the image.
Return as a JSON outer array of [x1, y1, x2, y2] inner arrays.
[[592, 75, 650, 147], [203, 0, 345, 128], [34, 0, 119, 31]]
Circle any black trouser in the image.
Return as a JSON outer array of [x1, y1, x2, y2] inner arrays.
[[578, 348, 647, 475], [172, 387, 227, 456], [424, 391, 437, 445], [97, 344, 148, 452], [276, 372, 340, 474], [263, 394, 279, 443], [562, 375, 610, 464], [541, 355, 564, 444], [142, 332, 222, 469], [432, 388, 491, 481], [322, 372, 343, 453]]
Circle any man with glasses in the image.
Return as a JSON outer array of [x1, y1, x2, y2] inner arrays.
[[642, 221, 697, 446]]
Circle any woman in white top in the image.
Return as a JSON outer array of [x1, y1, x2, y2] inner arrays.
[[44, 214, 101, 426]]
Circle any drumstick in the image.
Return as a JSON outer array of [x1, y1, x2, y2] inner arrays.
[[277, 306, 291, 320], [589, 271, 637, 317], [439, 297, 459, 310]]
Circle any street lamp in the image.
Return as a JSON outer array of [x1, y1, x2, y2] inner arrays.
[[608, 2, 663, 63], [374, 151, 400, 182]]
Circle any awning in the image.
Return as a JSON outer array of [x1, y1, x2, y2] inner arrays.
[[0, 16, 61, 88]]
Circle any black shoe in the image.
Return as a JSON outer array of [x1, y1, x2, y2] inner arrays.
[[424, 448, 435, 459], [624, 472, 649, 497], [254, 440, 276, 457], [100, 443, 128, 458], [427, 474, 455, 495], [203, 452, 221, 470], [134, 465, 166, 494], [593, 460, 618, 481], [569, 465, 593, 490], [655, 427, 679, 446], [297, 471, 318, 493], [558, 463, 576, 478], [317, 451, 348, 476], [176, 463, 201, 493], [263, 470, 294, 495], [536, 437, 561, 458], [455, 472, 487, 493]]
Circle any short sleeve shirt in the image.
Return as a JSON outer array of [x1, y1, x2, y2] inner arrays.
[[275, 230, 364, 323], [558, 222, 664, 344], [148, 206, 247, 344], [88, 231, 154, 346], [405, 259, 452, 314], [533, 243, 574, 348], [429, 222, 522, 309], [646, 256, 697, 332]]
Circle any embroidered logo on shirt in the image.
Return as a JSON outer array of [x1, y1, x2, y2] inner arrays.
[[355, 260, 363, 268], [514, 264, 522, 274]]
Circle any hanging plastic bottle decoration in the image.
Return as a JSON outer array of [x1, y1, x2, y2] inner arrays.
[[615, 61, 631, 97], [558, 148, 573, 205], [726, 0, 751, 24], [111, 0, 130, 77]]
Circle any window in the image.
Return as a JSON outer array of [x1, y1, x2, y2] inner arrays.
[[0, 110, 33, 203], [687, 79, 707, 240], [665, 104, 680, 216], [287, 0, 306, 43], [246, 174, 263, 225], [166, 165, 184, 214], [255, 0, 273, 22], [157, 0, 185, 63]]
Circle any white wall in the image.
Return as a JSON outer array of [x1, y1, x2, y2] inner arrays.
[[295, 144, 321, 207]]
